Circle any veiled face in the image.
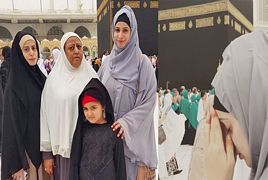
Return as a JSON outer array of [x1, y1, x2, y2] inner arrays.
[[21, 40, 38, 66], [114, 22, 131, 49], [64, 36, 83, 68]]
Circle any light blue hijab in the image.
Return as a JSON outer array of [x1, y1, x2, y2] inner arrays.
[[109, 5, 143, 91]]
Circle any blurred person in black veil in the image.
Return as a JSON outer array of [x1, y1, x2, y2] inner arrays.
[[0, 46, 11, 91]]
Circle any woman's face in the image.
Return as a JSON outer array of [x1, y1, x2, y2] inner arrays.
[[114, 21, 131, 49], [215, 110, 252, 167], [21, 40, 38, 66], [64, 36, 83, 68]]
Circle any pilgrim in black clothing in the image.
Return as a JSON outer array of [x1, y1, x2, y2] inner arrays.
[[0, 46, 11, 91], [70, 78, 126, 180], [1, 31, 47, 180]]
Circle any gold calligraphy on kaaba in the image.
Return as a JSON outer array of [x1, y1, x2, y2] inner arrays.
[[169, 21, 186, 31], [150, 1, 158, 8], [234, 21, 242, 33], [196, 17, 214, 28], [124, 1, 140, 8], [224, 15, 229, 25]]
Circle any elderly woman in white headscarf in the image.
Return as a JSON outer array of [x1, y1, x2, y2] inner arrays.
[[189, 30, 268, 180], [98, 5, 157, 180], [40, 32, 98, 180]]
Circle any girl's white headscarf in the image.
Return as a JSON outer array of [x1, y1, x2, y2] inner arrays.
[[212, 30, 268, 180], [40, 32, 98, 158]]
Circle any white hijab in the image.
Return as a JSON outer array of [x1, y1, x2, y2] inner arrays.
[[212, 30, 268, 180], [40, 32, 98, 158]]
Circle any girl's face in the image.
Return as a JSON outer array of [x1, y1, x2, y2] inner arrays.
[[64, 36, 83, 68], [216, 110, 252, 167], [114, 21, 131, 49], [83, 101, 106, 124], [22, 40, 38, 66]]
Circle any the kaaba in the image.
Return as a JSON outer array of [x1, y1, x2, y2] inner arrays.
[[158, 0, 253, 90], [97, 0, 158, 57]]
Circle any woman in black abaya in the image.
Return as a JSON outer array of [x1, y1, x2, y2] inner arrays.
[[1, 31, 48, 180]]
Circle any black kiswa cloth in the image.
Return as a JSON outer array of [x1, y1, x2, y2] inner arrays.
[[1, 31, 46, 179], [70, 78, 126, 180]]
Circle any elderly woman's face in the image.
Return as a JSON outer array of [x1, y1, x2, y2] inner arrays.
[[21, 40, 38, 66], [64, 36, 83, 68], [114, 22, 131, 49]]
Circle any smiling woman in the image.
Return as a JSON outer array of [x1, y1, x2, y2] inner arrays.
[[98, 5, 157, 180]]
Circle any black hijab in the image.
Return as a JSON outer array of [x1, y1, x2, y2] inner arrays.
[[70, 78, 114, 179], [1, 31, 46, 179]]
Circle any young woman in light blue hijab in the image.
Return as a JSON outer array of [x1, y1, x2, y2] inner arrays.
[[98, 5, 157, 180]]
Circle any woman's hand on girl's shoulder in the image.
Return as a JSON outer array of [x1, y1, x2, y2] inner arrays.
[[111, 121, 124, 139]]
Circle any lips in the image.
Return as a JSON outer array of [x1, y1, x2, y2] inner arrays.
[[73, 57, 81, 60]]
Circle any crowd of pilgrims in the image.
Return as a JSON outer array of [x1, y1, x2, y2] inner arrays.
[[0, 5, 158, 180], [158, 86, 214, 145]]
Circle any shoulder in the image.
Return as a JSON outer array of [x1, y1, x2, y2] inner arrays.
[[139, 54, 154, 71]]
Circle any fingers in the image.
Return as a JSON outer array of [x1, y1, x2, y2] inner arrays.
[[226, 133, 235, 164], [12, 169, 24, 180], [111, 121, 119, 129], [210, 107, 224, 149], [111, 121, 124, 139], [44, 159, 54, 176], [118, 127, 124, 139]]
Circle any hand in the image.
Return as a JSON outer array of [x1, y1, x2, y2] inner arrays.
[[12, 169, 25, 180], [43, 159, 54, 176], [215, 110, 251, 167], [204, 107, 235, 180], [111, 121, 124, 139]]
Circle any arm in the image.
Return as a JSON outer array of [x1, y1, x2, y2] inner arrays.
[[117, 60, 157, 136], [40, 87, 52, 152]]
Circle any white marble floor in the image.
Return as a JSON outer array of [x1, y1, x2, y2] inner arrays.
[[159, 145, 193, 180]]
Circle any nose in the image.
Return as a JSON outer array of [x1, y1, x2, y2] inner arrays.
[[29, 49, 35, 56], [86, 110, 94, 118], [118, 31, 124, 39], [74, 46, 79, 53]]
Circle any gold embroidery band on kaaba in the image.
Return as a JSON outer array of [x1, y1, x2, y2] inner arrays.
[[98, 0, 158, 17], [158, 0, 253, 33]]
